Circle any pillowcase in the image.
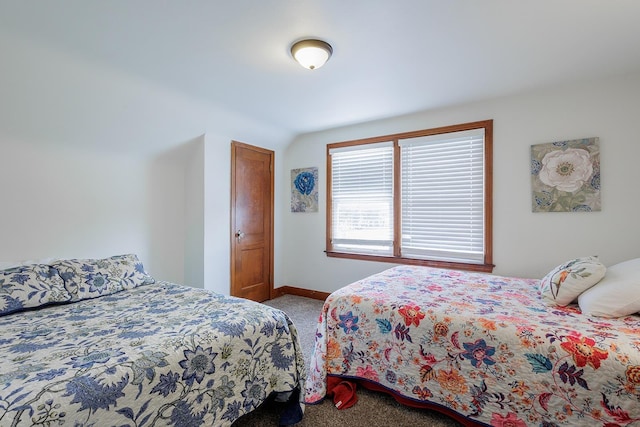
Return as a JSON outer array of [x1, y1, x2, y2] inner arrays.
[[578, 258, 640, 318], [51, 254, 155, 301], [539, 256, 606, 306], [0, 263, 70, 316]]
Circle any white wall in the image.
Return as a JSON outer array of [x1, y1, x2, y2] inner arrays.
[[146, 148, 186, 283], [0, 130, 287, 293], [0, 28, 292, 292], [281, 72, 640, 293], [183, 136, 205, 288], [0, 138, 184, 282], [202, 135, 232, 295]]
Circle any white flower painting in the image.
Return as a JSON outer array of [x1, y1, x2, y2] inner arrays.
[[531, 138, 600, 212]]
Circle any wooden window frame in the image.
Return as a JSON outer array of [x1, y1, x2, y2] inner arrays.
[[326, 119, 494, 273]]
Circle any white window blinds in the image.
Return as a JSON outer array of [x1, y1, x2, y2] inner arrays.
[[329, 142, 394, 255], [399, 129, 485, 263]]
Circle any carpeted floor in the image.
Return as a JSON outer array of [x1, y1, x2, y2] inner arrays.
[[232, 294, 462, 427]]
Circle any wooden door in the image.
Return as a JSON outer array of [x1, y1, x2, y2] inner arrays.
[[230, 141, 274, 302]]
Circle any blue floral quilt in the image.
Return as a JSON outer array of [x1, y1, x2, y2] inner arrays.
[[0, 281, 305, 426]]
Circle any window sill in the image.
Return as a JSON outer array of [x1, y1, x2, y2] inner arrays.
[[325, 251, 495, 273]]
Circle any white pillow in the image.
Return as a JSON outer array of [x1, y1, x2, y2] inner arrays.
[[539, 256, 606, 306], [578, 258, 640, 318]]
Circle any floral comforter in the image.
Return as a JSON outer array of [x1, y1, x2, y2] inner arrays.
[[305, 266, 640, 426], [0, 282, 305, 426]]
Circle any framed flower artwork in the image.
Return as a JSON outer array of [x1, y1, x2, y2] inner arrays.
[[531, 137, 600, 212], [291, 167, 318, 212]]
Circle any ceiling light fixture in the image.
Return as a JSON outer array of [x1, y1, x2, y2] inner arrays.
[[290, 39, 333, 70]]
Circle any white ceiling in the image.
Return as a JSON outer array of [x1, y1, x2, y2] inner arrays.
[[2, 1, 640, 153]]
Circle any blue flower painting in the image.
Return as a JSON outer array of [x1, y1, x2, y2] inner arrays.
[[291, 167, 318, 212]]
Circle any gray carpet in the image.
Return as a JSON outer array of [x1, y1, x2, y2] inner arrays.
[[232, 294, 462, 427]]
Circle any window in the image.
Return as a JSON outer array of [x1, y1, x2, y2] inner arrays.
[[326, 120, 493, 272]]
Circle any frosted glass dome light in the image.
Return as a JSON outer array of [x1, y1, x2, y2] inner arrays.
[[291, 39, 333, 70]]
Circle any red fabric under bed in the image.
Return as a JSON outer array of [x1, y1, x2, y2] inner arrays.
[[326, 376, 358, 409]]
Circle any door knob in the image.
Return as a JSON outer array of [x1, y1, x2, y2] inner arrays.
[[235, 230, 245, 239]]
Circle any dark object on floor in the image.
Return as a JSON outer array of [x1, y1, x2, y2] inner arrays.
[[279, 387, 304, 426]]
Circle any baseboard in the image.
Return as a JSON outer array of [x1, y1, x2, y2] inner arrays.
[[274, 286, 330, 301]]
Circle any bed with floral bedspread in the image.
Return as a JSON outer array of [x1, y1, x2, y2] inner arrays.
[[0, 254, 305, 426], [305, 265, 640, 427]]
